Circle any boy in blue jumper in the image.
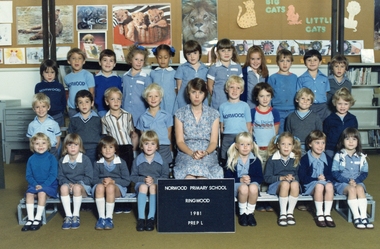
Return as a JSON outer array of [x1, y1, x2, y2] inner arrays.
[[296, 49, 330, 121], [131, 130, 169, 231], [94, 49, 122, 117]]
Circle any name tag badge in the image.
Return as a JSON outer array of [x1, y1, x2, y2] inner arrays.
[[231, 68, 238, 72], [354, 161, 360, 164], [136, 80, 144, 85]]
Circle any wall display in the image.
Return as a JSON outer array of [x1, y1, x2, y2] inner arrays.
[[375, 0, 380, 50], [236, 0, 257, 29], [16, 5, 74, 45], [182, 0, 217, 55], [56, 46, 71, 60], [0, 1, 13, 23], [0, 23, 12, 45], [26, 47, 43, 64], [0, 48, 3, 64], [78, 32, 106, 60], [112, 44, 125, 62], [286, 5, 302, 25], [344, 1, 361, 32], [76, 5, 107, 31], [112, 4, 172, 48], [4, 47, 25, 64]]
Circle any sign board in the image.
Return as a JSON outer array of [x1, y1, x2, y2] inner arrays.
[[157, 179, 235, 233]]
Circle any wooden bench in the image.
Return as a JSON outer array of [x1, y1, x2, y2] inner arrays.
[[17, 192, 375, 225]]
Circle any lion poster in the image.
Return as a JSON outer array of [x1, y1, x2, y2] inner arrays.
[[112, 4, 171, 48], [182, 0, 218, 55]]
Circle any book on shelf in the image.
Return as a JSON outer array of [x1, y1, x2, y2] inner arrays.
[[348, 67, 372, 85]]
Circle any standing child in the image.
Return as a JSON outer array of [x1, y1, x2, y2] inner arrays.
[[68, 90, 102, 164], [131, 130, 169, 231], [207, 38, 242, 110], [136, 83, 173, 168], [151, 44, 177, 115], [27, 93, 61, 160], [35, 59, 66, 127], [285, 88, 322, 154], [241, 45, 269, 109], [323, 87, 357, 158], [264, 132, 302, 226], [64, 48, 95, 117], [175, 40, 208, 108], [296, 49, 330, 121], [58, 133, 93, 230], [268, 49, 298, 133], [225, 132, 263, 227], [219, 75, 252, 165], [93, 136, 131, 230], [327, 54, 352, 110], [21, 133, 58, 232], [299, 130, 335, 228], [122, 44, 152, 126], [332, 127, 373, 229], [94, 49, 122, 117]]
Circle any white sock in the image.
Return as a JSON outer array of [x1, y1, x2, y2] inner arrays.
[[26, 203, 34, 221], [106, 202, 115, 219], [358, 198, 368, 219], [238, 202, 247, 215], [96, 198, 105, 219], [324, 201, 333, 216], [72, 196, 82, 217], [61, 195, 72, 217], [347, 199, 360, 219], [247, 203, 256, 214], [287, 195, 298, 214], [35, 205, 45, 221], [279, 197, 288, 215], [315, 201, 323, 216]]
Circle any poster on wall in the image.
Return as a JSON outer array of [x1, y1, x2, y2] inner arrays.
[[0, 24, 11, 45], [0, 48, 3, 64], [26, 47, 43, 64], [375, 0, 380, 50], [182, 0, 218, 55], [78, 32, 106, 60], [112, 4, 172, 48], [16, 5, 74, 45], [4, 48, 25, 64], [0, 1, 12, 23], [76, 5, 107, 31]]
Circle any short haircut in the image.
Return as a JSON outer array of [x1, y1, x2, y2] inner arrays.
[[332, 87, 355, 106], [330, 54, 349, 71], [67, 47, 86, 61], [303, 49, 322, 64], [142, 83, 164, 100], [295, 88, 315, 103], [276, 49, 293, 63], [140, 130, 160, 150], [253, 82, 274, 103], [186, 78, 208, 100], [225, 75, 244, 92], [104, 87, 122, 100], [99, 49, 116, 62], [336, 127, 363, 154], [97, 136, 120, 159], [40, 59, 58, 78], [61, 133, 85, 156], [183, 40, 202, 60], [32, 93, 50, 108], [306, 130, 326, 150], [30, 132, 51, 151], [75, 89, 93, 104], [153, 44, 175, 57], [126, 44, 149, 66]]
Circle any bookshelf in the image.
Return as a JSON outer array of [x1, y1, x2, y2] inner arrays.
[[348, 63, 380, 149]]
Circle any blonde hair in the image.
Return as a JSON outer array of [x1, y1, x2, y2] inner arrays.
[[61, 133, 85, 156], [142, 83, 164, 100], [295, 88, 315, 103], [267, 132, 301, 167], [139, 130, 160, 150], [226, 132, 261, 171], [30, 132, 51, 151], [224, 75, 244, 92], [32, 93, 50, 108], [104, 87, 122, 100], [332, 87, 355, 106], [126, 44, 150, 66], [67, 47, 86, 61]]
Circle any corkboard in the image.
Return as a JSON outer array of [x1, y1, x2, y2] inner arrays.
[[3, 0, 376, 69]]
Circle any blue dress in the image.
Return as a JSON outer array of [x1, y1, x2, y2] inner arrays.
[[174, 104, 222, 179]]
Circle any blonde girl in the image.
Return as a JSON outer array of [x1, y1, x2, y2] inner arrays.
[[242, 45, 269, 109], [225, 132, 263, 227], [58, 133, 93, 230], [207, 38, 242, 110], [122, 44, 152, 126], [264, 132, 301, 226], [332, 127, 373, 229]]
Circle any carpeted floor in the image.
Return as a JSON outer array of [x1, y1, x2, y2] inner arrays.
[[0, 151, 380, 249]]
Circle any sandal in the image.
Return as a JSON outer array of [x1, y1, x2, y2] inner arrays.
[[361, 218, 374, 229], [353, 218, 365, 229], [286, 214, 296, 225], [277, 215, 287, 226]]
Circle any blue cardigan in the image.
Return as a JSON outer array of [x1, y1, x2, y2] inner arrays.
[[224, 157, 263, 184], [241, 66, 268, 102]]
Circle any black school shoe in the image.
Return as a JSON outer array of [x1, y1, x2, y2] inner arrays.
[[136, 219, 145, 231], [21, 220, 33, 232], [145, 218, 155, 231], [30, 219, 43, 231], [247, 213, 257, 226], [238, 214, 248, 226]]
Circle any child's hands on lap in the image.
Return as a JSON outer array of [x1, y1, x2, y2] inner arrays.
[[318, 174, 326, 181], [145, 176, 153, 186], [240, 175, 251, 185], [103, 177, 114, 187], [349, 179, 356, 187], [35, 185, 42, 190]]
